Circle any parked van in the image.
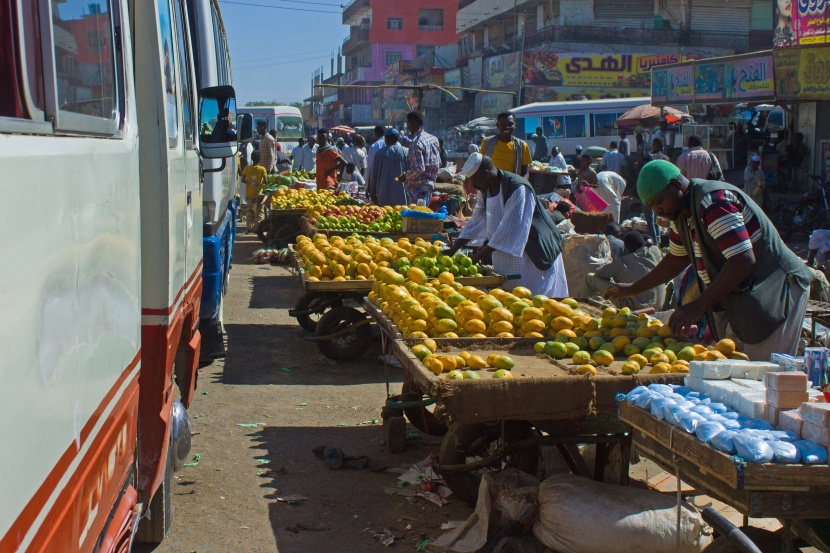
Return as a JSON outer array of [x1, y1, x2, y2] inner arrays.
[[238, 105, 304, 154]]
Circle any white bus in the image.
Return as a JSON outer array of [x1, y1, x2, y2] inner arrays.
[[511, 97, 652, 159], [0, 0, 244, 549], [187, 0, 237, 359], [239, 105, 305, 154]]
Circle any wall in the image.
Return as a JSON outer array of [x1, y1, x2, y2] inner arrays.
[[558, 0, 593, 26], [361, 44, 417, 82], [369, 0, 458, 45]]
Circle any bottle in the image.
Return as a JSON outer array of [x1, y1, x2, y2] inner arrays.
[[439, 205, 448, 216], [417, 198, 427, 207]]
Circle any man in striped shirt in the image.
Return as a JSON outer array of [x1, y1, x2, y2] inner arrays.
[[676, 135, 722, 180], [404, 111, 440, 205], [605, 160, 813, 360]]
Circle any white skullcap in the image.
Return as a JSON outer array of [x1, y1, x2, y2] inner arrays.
[[751, 155, 761, 162], [461, 153, 483, 177]]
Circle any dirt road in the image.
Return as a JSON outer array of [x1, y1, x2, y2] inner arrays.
[[137, 233, 470, 553]]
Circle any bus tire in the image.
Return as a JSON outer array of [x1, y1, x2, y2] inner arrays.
[[135, 441, 173, 544]]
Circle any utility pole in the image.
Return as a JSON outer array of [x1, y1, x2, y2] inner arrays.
[[517, 12, 526, 108]]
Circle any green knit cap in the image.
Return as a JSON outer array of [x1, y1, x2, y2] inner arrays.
[[637, 160, 681, 203]]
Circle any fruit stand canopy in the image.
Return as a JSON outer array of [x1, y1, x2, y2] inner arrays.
[[615, 105, 689, 130], [330, 125, 354, 134]]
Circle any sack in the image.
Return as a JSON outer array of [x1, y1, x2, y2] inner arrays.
[[707, 152, 724, 181], [561, 234, 611, 297], [533, 474, 712, 553], [573, 186, 609, 213]]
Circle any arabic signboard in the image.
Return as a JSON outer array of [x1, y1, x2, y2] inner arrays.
[[522, 52, 689, 88], [475, 92, 514, 116], [774, 45, 830, 100], [484, 52, 520, 89], [444, 68, 462, 102], [775, 0, 830, 47], [651, 52, 775, 105]]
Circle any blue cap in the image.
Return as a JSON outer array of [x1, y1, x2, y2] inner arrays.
[[385, 128, 400, 137]]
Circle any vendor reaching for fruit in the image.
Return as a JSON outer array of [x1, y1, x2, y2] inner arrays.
[[315, 127, 346, 190], [446, 153, 568, 298], [605, 160, 814, 360]]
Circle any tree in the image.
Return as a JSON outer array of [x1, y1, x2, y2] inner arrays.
[[245, 100, 303, 108]]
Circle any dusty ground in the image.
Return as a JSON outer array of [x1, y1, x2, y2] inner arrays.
[[136, 233, 471, 553]]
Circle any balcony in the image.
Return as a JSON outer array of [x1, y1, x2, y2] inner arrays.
[[344, 66, 375, 84], [343, 0, 370, 26], [342, 27, 370, 55], [458, 25, 754, 61]]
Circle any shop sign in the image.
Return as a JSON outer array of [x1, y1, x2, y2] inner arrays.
[[475, 92, 514, 116], [523, 86, 648, 103], [775, 0, 830, 47], [774, 45, 830, 99], [734, 55, 775, 98], [670, 66, 694, 102]]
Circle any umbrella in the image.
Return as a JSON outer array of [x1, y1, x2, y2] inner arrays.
[[330, 125, 354, 134], [453, 117, 496, 134], [615, 105, 687, 129]]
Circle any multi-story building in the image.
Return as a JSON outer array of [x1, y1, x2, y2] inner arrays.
[[340, 0, 460, 124], [454, 0, 774, 116]]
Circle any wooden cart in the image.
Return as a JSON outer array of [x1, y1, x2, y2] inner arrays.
[[287, 247, 506, 361], [362, 296, 686, 505], [620, 401, 830, 552]]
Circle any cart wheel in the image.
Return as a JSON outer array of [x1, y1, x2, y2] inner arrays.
[[702, 528, 781, 552], [314, 306, 372, 361], [271, 222, 302, 248], [439, 421, 538, 507], [255, 218, 273, 245], [294, 293, 343, 333], [401, 378, 447, 436]]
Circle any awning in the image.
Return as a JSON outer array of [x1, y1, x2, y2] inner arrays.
[[615, 105, 689, 129]]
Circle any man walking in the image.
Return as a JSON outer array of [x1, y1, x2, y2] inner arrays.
[[257, 120, 277, 173], [368, 128, 409, 207], [744, 155, 765, 196], [618, 130, 631, 157], [532, 127, 549, 161], [651, 138, 670, 161], [481, 112, 532, 176], [366, 125, 386, 180], [677, 135, 722, 180], [294, 136, 317, 172], [403, 111, 441, 205]]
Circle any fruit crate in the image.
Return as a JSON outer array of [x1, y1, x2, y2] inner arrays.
[[301, 216, 437, 240], [401, 210, 446, 234], [390, 338, 683, 424]]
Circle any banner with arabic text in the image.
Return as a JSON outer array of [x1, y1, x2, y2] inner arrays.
[[774, 0, 829, 47], [774, 45, 830, 100], [523, 86, 648, 104], [484, 52, 521, 89], [475, 92, 515, 117], [651, 51, 775, 105]]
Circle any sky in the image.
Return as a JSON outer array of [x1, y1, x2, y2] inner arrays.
[[218, 0, 349, 105]]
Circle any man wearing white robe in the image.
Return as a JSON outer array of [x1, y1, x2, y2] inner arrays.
[[447, 154, 568, 297]]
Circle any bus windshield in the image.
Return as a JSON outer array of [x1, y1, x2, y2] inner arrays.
[[277, 116, 303, 139]]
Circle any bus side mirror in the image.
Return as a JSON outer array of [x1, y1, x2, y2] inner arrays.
[[237, 113, 254, 143], [199, 85, 239, 159]]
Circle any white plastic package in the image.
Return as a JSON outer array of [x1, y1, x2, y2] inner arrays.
[[695, 421, 726, 444], [710, 430, 737, 454], [733, 434, 775, 463], [794, 440, 829, 464], [769, 441, 801, 464]]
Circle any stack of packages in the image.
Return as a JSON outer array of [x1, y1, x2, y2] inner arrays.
[[678, 359, 829, 463]]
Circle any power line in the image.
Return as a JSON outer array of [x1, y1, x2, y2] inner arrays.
[[235, 47, 336, 64], [219, 0, 341, 14], [233, 53, 333, 70]]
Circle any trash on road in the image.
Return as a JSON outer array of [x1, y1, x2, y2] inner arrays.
[[236, 423, 264, 427], [312, 445, 386, 471], [276, 494, 309, 504], [183, 453, 201, 467]]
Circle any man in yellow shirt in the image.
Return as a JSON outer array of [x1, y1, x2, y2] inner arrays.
[[242, 151, 268, 232], [481, 112, 532, 176]]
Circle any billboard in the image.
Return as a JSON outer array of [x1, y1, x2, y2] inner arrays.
[[484, 52, 521, 89], [524, 86, 648, 103], [775, 0, 830, 47], [651, 52, 775, 105], [475, 92, 514, 116], [774, 45, 830, 99]]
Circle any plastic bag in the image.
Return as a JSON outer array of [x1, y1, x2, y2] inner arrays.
[[768, 430, 799, 442], [573, 186, 609, 213], [745, 419, 775, 431], [691, 405, 713, 415], [679, 412, 705, 434], [648, 384, 674, 395], [733, 434, 775, 463], [625, 386, 648, 403], [794, 440, 829, 464], [663, 404, 689, 426], [650, 397, 676, 420], [769, 441, 801, 464], [634, 391, 658, 410], [721, 419, 742, 431], [710, 430, 737, 454], [695, 421, 726, 444], [709, 402, 728, 414], [721, 411, 741, 420]]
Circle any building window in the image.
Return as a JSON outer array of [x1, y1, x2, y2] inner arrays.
[[387, 18, 403, 30], [418, 9, 444, 31], [385, 51, 403, 65]]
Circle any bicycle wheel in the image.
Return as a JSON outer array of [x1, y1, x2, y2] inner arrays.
[[792, 203, 819, 231]]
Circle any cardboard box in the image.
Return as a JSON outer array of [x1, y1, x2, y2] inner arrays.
[[766, 389, 809, 409], [802, 421, 830, 447], [770, 353, 804, 373], [800, 403, 830, 427], [764, 404, 786, 426], [764, 371, 808, 392], [779, 409, 803, 436]]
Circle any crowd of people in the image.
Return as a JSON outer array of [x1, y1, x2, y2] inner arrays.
[[238, 110, 815, 360]]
